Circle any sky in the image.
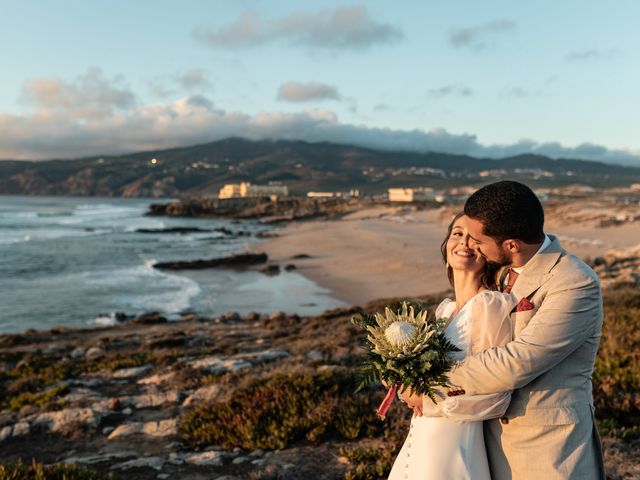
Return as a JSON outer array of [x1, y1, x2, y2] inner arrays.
[[1, 0, 639, 164]]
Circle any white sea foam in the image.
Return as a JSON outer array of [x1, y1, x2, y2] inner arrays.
[[80, 260, 202, 319], [94, 312, 122, 327]]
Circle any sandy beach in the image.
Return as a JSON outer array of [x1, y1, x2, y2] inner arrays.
[[261, 205, 640, 306]]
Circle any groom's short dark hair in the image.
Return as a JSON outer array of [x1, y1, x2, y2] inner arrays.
[[464, 181, 545, 244]]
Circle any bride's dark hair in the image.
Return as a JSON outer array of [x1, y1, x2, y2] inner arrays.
[[440, 212, 499, 290]]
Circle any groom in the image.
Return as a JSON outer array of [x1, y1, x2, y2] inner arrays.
[[439, 181, 604, 479]]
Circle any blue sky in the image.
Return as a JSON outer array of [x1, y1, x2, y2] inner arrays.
[[1, 0, 638, 164]]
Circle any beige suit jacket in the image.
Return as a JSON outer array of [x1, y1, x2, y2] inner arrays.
[[448, 236, 605, 479]]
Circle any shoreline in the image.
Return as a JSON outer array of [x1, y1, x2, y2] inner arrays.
[[260, 205, 640, 306]]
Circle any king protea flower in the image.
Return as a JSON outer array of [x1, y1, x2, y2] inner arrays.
[[351, 300, 459, 420], [366, 302, 436, 359]]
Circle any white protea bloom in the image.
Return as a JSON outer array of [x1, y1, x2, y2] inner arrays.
[[385, 321, 417, 347], [366, 302, 435, 359]]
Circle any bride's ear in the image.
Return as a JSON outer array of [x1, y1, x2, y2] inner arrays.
[[502, 239, 520, 253]]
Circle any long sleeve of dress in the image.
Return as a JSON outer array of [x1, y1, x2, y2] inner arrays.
[[423, 291, 517, 421]]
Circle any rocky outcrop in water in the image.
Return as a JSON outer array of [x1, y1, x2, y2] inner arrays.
[[153, 252, 268, 270], [147, 197, 371, 222]]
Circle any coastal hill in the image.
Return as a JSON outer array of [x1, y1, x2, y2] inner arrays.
[[2, 138, 640, 197]]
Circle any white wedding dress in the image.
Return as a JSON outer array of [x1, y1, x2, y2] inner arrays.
[[388, 290, 517, 480]]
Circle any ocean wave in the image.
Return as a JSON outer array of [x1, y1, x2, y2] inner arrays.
[[81, 260, 202, 318], [94, 312, 125, 327], [57, 204, 146, 225], [0, 227, 112, 244], [0, 211, 38, 219]]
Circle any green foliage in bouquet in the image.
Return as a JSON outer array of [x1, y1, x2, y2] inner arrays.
[[351, 301, 460, 402]]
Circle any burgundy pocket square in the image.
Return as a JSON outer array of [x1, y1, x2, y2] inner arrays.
[[516, 298, 535, 312]]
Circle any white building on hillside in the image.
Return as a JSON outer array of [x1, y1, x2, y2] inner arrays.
[[306, 189, 360, 199], [218, 182, 288, 199], [388, 187, 435, 202]]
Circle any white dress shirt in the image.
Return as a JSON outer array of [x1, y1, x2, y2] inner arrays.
[[512, 234, 552, 274]]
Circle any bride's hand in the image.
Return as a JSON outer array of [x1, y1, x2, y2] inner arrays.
[[400, 388, 423, 416]]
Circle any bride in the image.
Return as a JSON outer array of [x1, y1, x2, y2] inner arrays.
[[388, 213, 517, 480]]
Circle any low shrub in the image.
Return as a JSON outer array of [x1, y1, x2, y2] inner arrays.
[[593, 288, 640, 439], [0, 458, 114, 480], [7, 385, 69, 412], [179, 368, 385, 450]]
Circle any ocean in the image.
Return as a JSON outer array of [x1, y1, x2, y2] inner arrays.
[[0, 196, 344, 333]]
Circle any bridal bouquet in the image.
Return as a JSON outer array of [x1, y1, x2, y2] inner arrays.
[[351, 301, 460, 419]]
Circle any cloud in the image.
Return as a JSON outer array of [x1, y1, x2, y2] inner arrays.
[[193, 5, 403, 51], [1, 71, 639, 166], [178, 69, 212, 90], [277, 82, 340, 102], [448, 20, 516, 50], [428, 84, 474, 98], [21, 67, 136, 119], [149, 68, 212, 99], [2, 97, 639, 166], [502, 86, 533, 99], [565, 48, 619, 62]]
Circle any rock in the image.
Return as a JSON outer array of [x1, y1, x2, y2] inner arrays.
[[284, 264, 297, 271], [124, 391, 181, 409], [250, 449, 265, 457], [122, 407, 133, 415], [188, 356, 252, 375], [19, 405, 38, 416], [260, 265, 280, 275], [29, 408, 101, 433], [107, 398, 121, 411], [107, 418, 178, 439], [62, 388, 102, 403], [219, 311, 241, 323], [157, 474, 170, 480], [0, 426, 12, 442], [244, 311, 261, 321], [64, 453, 134, 465], [306, 351, 324, 362], [180, 313, 198, 322], [70, 346, 86, 359], [153, 252, 268, 270], [168, 452, 185, 465], [136, 227, 213, 234], [111, 364, 154, 379], [85, 347, 104, 360], [269, 311, 286, 321], [182, 384, 222, 407], [138, 371, 177, 386], [240, 350, 290, 363], [12, 421, 30, 437], [111, 456, 165, 471], [185, 451, 226, 466], [133, 312, 167, 325], [292, 254, 311, 259], [232, 456, 249, 465], [68, 378, 104, 388], [102, 426, 115, 436]]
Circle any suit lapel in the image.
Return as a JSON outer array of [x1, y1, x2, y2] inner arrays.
[[510, 235, 564, 301]]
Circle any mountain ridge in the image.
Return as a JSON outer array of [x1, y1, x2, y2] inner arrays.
[[1, 137, 639, 197]]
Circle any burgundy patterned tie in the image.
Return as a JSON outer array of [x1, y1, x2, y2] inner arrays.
[[503, 268, 519, 294]]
